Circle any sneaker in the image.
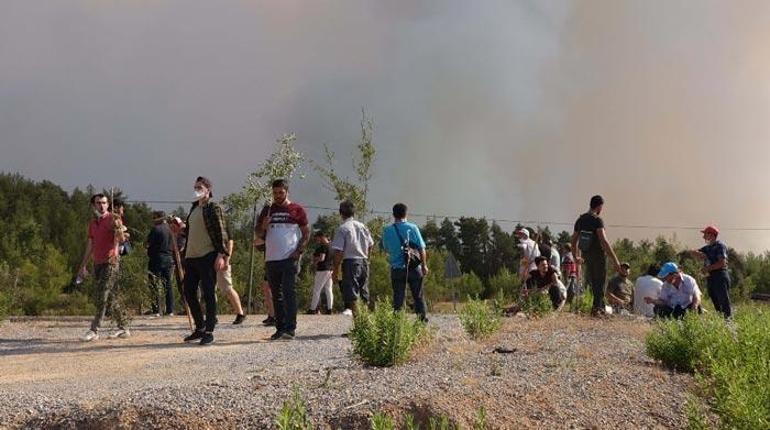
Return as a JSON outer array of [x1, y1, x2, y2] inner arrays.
[[108, 329, 131, 339], [305, 309, 319, 315], [80, 330, 99, 342], [233, 314, 246, 325], [199, 332, 214, 346], [184, 330, 205, 343], [342, 309, 353, 316], [280, 331, 295, 340], [323, 308, 333, 315], [262, 316, 276, 326], [269, 330, 284, 341], [166, 312, 175, 317]]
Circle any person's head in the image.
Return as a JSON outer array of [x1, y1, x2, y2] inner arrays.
[[271, 179, 289, 205], [194, 176, 213, 201], [392, 203, 407, 220], [563, 243, 572, 253], [589, 195, 604, 214], [169, 216, 185, 234], [152, 210, 166, 224], [646, 263, 660, 277], [657, 262, 682, 285], [339, 200, 355, 219], [515, 228, 530, 241], [534, 256, 549, 273], [90, 193, 109, 216], [542, 235, 552, 246], [701, 225, 719, 244], [619, 262, 631, 277], [314, 230, 328, 244], [112, 200, 125, 215]]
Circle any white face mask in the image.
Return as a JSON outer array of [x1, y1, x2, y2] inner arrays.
[[194, 189, 207, 199], [93, 209, 102, 217]]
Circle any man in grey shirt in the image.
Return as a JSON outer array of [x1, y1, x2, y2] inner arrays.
[[331, 200, 374, 316]]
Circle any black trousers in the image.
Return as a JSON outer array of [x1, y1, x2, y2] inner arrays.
[[183, 252, 218, 332], [585, 256, 607, 311], [707, 270, 732, 319]]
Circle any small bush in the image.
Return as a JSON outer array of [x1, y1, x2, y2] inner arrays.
[[645, 306, 770, 428], [370, 412, 396, 430], [519, 290, 552, 317], [275, 389, 312, 430], [459, 297, 501, 340], [349, 298, 427, 367]]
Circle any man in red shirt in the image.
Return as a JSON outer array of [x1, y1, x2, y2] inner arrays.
[[78, 193, 130, 341]]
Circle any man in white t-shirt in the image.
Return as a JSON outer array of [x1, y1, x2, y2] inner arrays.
[[644, 262, 701, 319], [515, 228, 540, 282], [633, 264, 663, 317], [255, 179, 310, 340], [330, 200, 374, 316]]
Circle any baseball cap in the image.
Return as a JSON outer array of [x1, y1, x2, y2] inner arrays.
[[657, 262, 679, 279], [516, 228, 530, 239], [701, 225, 719, 236]]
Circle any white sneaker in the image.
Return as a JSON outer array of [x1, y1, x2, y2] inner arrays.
[[108, 329, 131, 339], [342, 309, 353, 316], [80, 330, 99, 342]]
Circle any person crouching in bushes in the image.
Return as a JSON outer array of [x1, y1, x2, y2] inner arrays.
[[525, 256, 567, 311], [644, 262, 702, 319]]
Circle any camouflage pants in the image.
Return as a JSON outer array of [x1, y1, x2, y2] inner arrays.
[[90, 262, 129, 332]]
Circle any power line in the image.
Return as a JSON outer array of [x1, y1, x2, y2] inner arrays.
[[127, 199, 770, 232]]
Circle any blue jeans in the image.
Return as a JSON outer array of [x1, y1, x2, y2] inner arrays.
[[391, 267, 427, 320], [267, 258, 299, 333], [342, 259, 369, 308], [183, 252, 218, 332]]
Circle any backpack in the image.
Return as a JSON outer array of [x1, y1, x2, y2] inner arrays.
[[577, 230, 594, 253], [393, 223, 422, 271]]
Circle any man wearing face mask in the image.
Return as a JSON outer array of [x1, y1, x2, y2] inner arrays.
[[255, 179, 310, 340], [181, 176, 230, 345], [78, 193, 131, 342]]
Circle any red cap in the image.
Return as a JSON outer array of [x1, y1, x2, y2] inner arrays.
[[701, 225, 719, 236]]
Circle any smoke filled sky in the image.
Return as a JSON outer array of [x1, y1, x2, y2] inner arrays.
[[2, 1, 770, 252]]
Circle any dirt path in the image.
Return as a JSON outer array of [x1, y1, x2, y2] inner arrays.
[[0, 313, 690, 429]]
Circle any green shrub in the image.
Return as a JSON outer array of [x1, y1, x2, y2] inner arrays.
[[645, 306, 770, 428], [487, 268, 520, 299], [349, 298, 427, 367], [519, 290, 552, 317], [459, 297, 502, 340], [275, 389, 312, 430], [447, 273, 484, 300], [370, 412, 396, 430]]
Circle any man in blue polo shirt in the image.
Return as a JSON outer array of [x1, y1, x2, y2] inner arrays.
[[381, 203, 429, 322], [688, 225, 732, 319]]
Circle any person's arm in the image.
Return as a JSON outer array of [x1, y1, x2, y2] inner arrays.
[[313, 251, 324, 264], [704, 256, 727, 272], [688, 250, 707, 260], [224, 239, 234, 268], [254, 205, 270, 245], [79, 238, 93, 277], [596, 228, 622, 273], [332, 250, 343, 282], [291, 224, 311, 259]]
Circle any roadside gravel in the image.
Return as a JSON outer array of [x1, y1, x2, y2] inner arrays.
[[0, 313, 690, 429]]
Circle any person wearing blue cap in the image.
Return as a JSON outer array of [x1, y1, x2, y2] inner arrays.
[[644, 262, 702, 319]]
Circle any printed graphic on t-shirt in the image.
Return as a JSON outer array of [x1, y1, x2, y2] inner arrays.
[[259, 203, 308, 262]]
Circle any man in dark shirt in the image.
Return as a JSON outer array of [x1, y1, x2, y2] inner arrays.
[[689, 225, 732, 319], [570, 195, 622, 317], [307, 231, 334, 314], [146, 211, 175, 316], [526, 256, 567, 310], [606, 262, 633, 313]]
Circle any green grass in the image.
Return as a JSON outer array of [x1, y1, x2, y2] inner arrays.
[[349, 298, 428, 367], [519, 290, 552, 317], [459, 297, 502, 340], [645, 305, 770, 429]]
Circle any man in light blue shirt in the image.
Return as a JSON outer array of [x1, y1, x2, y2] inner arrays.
[[381, 203, 429, 322]]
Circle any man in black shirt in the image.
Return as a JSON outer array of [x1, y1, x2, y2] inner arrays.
[[526, 256, 567, 310], [146, 211, 175, 316], [307, 231, 334, 314], [570, 195, 622, 317]]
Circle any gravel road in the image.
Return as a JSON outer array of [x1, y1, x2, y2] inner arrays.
[[0, 313, 691, 429]]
